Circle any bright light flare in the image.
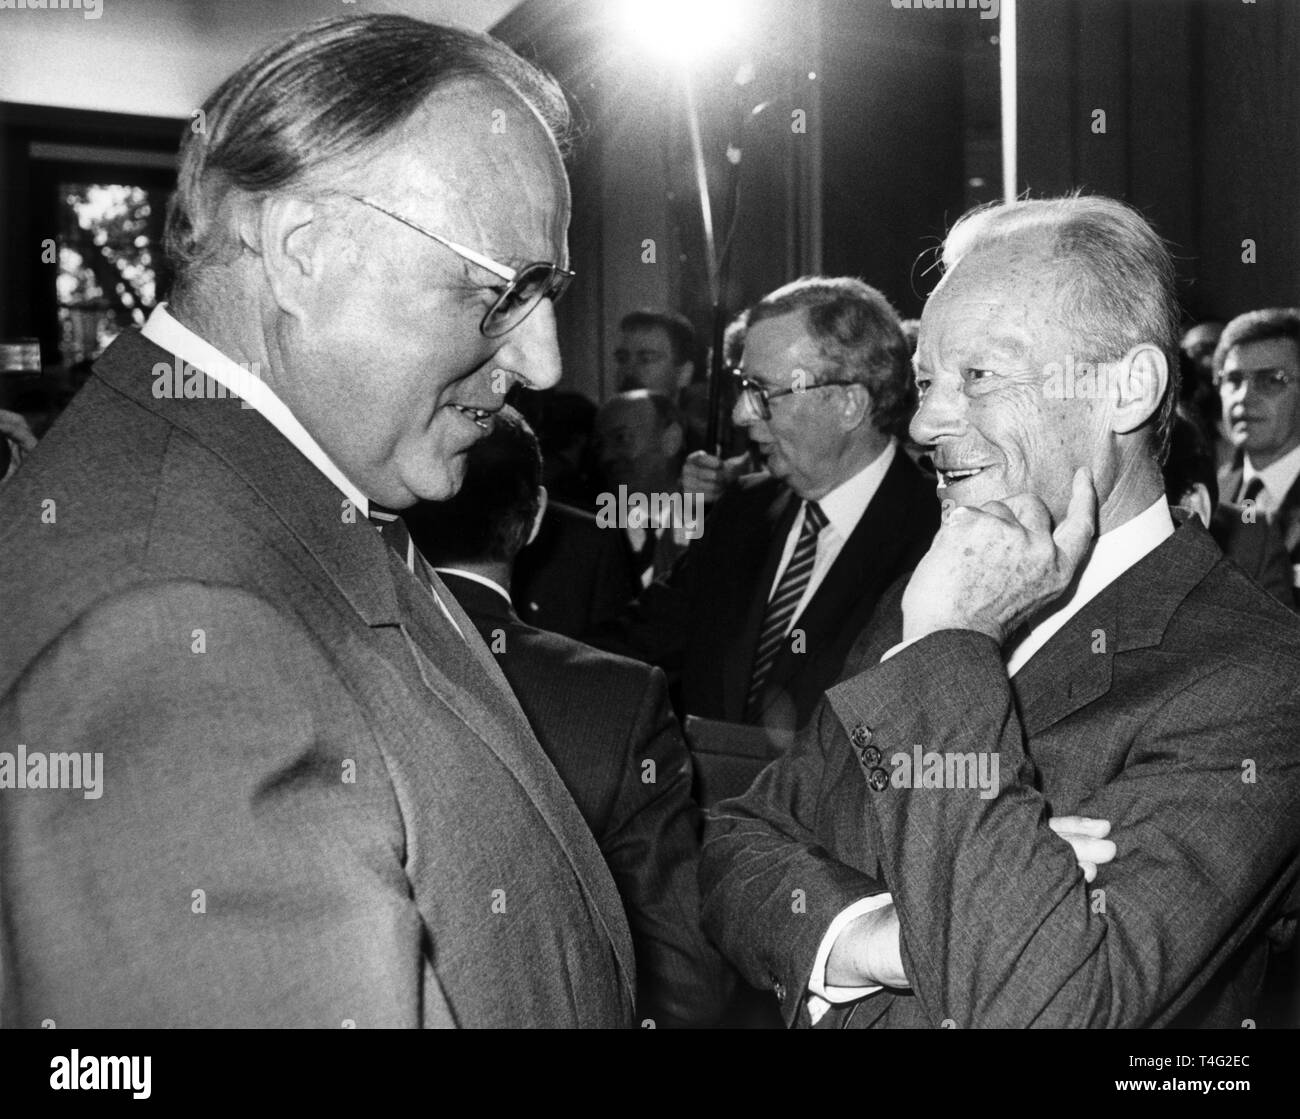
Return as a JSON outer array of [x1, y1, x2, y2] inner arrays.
[[614, 0, 746, 65]]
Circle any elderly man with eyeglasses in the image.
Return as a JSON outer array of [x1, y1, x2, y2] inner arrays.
[[1215, 308, 1300, 598], [0, 15, 635, 1028], [591, 276, 939, 739]]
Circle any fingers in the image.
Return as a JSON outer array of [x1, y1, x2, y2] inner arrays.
[[1049, 815, 1111, 838], [1062, 834, 1117, 867], [685, 450, 721, 470], [1052, 467, 1098, 568]]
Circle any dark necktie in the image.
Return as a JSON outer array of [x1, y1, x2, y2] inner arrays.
[[1240, 475, 1266, 512], [633, 526, 661, 584], [370, 508, 415, 572], [370, 509, 467, 640], [745, 501, 828, 721]]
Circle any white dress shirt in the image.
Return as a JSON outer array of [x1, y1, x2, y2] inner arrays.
[[1242, 442, 1300, 517], [806, 494, 1176, 1020], [765, 440, 897, 634]]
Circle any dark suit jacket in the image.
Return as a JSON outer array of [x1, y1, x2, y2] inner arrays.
[[438, 571, 731, 1027], [513, 500, 631, 639], [589, 449, 940, 735], [1220, 458, 1300, 567], [700, 519, 1300, 1027], [0, 329, 634, 1028], [1210, 501, 1296, 608]]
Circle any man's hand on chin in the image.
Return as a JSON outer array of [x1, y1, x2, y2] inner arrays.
[[902, 467, 1098, 646]]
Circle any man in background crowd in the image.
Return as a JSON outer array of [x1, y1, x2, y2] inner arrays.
[[406, 407, 731, 1027], [595, 389, 691, 590], [592, 276, 938, 737], [1216, 308, 1300, 598]]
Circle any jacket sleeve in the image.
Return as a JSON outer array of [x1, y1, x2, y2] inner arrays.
[[824, 628, 1300, 1028], [0, 581, 434, 1028], [699, 698, 888, 1026]]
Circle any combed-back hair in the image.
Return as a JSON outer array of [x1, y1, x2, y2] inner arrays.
[[1213, 308, 1300, 374], [940, 194, 1182, 462], [165, 14, 570, 293], [405, 406, 542, 566], [747, 276, 914, 438]]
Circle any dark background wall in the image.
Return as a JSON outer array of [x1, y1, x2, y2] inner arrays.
[[1016, 0, 1298, 322]]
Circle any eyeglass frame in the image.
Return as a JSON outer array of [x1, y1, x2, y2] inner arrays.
[[345, 194, 575, 338], [1213, 366, 1299, 394], [732, 369, 862, 421]]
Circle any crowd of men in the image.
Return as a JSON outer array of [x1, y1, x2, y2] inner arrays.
[[0, 14, 1297, 1029]]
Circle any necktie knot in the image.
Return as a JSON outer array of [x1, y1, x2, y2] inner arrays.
[[803, 501, 828, 535], [1241, 476, 1266, 505]]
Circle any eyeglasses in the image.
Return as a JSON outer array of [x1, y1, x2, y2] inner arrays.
[[1215, 367, 1299, 395], [733, 371, 859, 421], [346, 195, 575, 338]]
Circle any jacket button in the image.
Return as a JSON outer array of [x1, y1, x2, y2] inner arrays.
[[867, 766, 889, 792], [850, 723, 873, 748], [862, 745, 882, 767]]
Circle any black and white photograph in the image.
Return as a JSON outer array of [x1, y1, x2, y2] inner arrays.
[[0, 0, 1296, 1090]]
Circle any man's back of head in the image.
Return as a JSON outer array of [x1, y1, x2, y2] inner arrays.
[[406, 405, 543, 582]]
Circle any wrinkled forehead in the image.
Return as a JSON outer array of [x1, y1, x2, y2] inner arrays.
[[920, 242, 1060, 352], [368, 78, 570, 255]]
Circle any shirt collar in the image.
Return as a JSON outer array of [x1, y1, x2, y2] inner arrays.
[[140, 303, 372, 518], [812, 439, 897, 539], [1005, 495, 1175, 675], [432, 567, 513, 608], [1244, 441, 1300, 504]]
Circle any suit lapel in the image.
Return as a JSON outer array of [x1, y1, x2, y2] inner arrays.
[[1012, 519, 1220, 738], [94, 331, 638, 996], [1276, 475, 1300, 557]]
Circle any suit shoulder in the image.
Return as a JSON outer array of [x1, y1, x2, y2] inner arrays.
[[1174, 556, 1300, 669], [512, 621, 667, 694]]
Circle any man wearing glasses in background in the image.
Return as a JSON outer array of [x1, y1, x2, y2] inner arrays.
[[0, 15, 635, 1028], [1216, 309, 1300, 598], [592, 277, 939, 738]]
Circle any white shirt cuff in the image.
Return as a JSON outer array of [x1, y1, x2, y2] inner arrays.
[[805, 894, 894, 1023]]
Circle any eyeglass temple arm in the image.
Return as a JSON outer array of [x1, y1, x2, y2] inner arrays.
[[353, 195, 518, 283]]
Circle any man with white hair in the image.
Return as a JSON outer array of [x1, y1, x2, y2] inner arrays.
[[0, 15, 633, 1027], [701, 195, 1300, 1028]]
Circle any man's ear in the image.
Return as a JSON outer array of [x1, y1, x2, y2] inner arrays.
[[1111, 343, 1169, 436], [840, 383, 875, 431], [527, 485, 548, 547], [1174, 482, 1213, 530], [660, 421, 684, 459], [253, 194, 328, 319], [675, 361, 695, 392]]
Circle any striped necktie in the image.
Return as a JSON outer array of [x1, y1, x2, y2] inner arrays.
[[745, 501, 828, 721]]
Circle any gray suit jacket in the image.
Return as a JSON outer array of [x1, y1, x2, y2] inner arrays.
[[701, 520, 1300, 1027], [0, 329, 635, 1028]]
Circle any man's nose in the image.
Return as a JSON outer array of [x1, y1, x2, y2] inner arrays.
[[732, 394, 756, 430], [494, 300, 563, 393], [910, 381, 965, 445]]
